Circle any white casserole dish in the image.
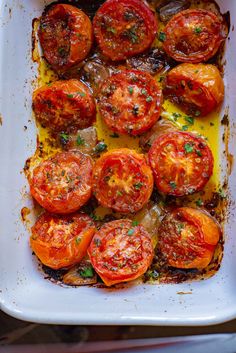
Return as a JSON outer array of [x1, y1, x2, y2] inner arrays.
[[0, 0, 236, 325]]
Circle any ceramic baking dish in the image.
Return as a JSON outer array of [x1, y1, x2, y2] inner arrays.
[[0, 0, 236, 325]]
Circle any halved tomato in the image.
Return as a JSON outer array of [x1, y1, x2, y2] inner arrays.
[[33, 79, 96, 133], [148, 131, 214, 196], [31, 213, 96, 269], [93, 0, 158, 61], [164, 63, 224, 116], [88, 219, 154, 286], [98, 70, 162, 136], [158, 207, 221, 269], [162, 9, 225, 63], [39, 4, 93, 72], [30, 151, 93, 214], [92, 149, 154, 213]]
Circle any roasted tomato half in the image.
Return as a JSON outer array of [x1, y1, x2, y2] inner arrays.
[[162, 9, 225, 63], [164, 63, 224, 116], [39, 4, 93, 72], [33, 80, 96, 133], [92, 149, 154, 213], [93, 0, 158, 61], [158, 207, 221, 269], [148, 131, 213, 196], [88, 219, 154, 286], [30, 151, 93, 214], [98, 70, 162, 136], [31, 213, 96, 269]]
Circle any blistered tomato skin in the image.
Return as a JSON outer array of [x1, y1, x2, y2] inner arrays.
[[93, 0, 158, 61], [164, 63, 224, 116], [148, 131, 214, 196], [92, 149, 154, 213], [33, 80, 96, 133], [163, 9, 225, 63], [31, 213, 96, 270], [39, 4, 93, 72], [158, 207, 221, 269], [30, 151, 93, 214], [88, 219, 154, 286], [98, 70, 163, 136]]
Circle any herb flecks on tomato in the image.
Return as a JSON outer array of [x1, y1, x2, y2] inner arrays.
[[98, 70, 162, 136], [31, 213, 96, 269], [92, 149, 154, 213], [148, 131, 214, 196], [163, 9, 226, 63], [164, 63, 224, 116], [39, 4, 93, 72], [93, 0, 158, 61], [33, 80, 96, 133], [30, 151, 93, 214], [158, 207, 221, 269], [88, 219, 154, 286]]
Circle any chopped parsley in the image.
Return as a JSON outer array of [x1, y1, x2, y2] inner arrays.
[[134, 182, 143, 190], [194, 27, 202, 34], [218, 188, 226, 199], [158, 32, 166, 42], [195, 198, 203, 207], [75, 237, 81, 245], [169, 181, 177, 190], [195, 110, 201, 117], [141, 88, 147, 96], [79, 265, 94, 278], [67, 94, 74, 99], [196, 150, 202, 157], [77, 91, 86, 97], [127, 229, 135, 236], [117, 190, 123, 196], [128, 86, 134, 94], [59, 132, 69, 143], [107, 27, 117, 34], [132, 220, 139, 226], [177, 223, 184, 234], [181, 125, 189, 131], [77, 135, 85, 146], [184, 116, 194, 125], [184, 143, 194, 153], [146, 269, 159, 280], [146, 96, 153, 103], [94, 141, 107, 152]]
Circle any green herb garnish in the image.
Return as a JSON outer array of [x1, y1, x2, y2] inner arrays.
[[80, 265, 94, 278], [127, 229, 135, 236], [94, 141, 107, 152], [158, 32, 166, 42], [195, 198, 203, 207], [181, 125, 189, 131], [184, 143, 194, 153], [134, 182, 143, 190], [76, 135, 85, 146], [169, 181, 177, 189], [128, 86, 134, 94], [184, 116, 194, 125], [194, 27, 202, 34]]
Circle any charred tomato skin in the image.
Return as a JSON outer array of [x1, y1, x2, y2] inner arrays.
[[92, 148, 154, 213], [148, 131, 214, 196], [163, 9, 225, 63], [88, 219, 154, 286], [164, 63, 224, 116], [33, 79, 96, 133], [158, 207, 221, 269], [31, 212, 96, 270], [39, 4, 93, 72], [30, 150, 93, 214], [98, 70, 162, 136], [93, 0, 158, 61]]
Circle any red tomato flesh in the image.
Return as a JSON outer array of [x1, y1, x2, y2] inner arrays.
[[30, 151, 93, 214], [31, 213, 96, 270], [148, 131, 214, 196], [98, 70, 162, 136], [39, 4, 93, 72], [93, 0, 158, 61], [92, 149, 154, 213], [163, 9, 225, 63], [158, 207, 221, 269], [88, 219, 154, 286]]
